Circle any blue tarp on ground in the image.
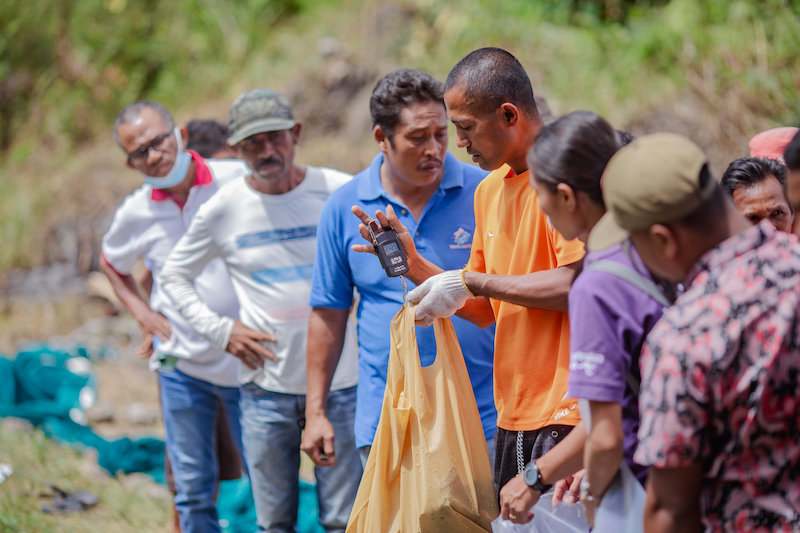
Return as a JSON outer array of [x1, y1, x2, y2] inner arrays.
[[0, 345, 324, 533]]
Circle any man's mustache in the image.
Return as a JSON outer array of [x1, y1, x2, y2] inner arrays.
[[418, 157, 443, 168], [257, 156, 282, 168]]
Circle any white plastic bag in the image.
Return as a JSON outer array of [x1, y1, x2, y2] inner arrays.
[[592, 461, 646, 533], [491, 492, 590, 533]]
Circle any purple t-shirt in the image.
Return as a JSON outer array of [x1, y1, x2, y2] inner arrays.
[[567, 243, 664, 484]]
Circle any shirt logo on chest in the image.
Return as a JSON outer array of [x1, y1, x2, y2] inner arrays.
[[450, 227, 473, 249]]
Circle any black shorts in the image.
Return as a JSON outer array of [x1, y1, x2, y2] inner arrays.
[[493, 424, 574, 498]]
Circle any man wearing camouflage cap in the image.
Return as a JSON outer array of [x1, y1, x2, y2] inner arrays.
[[594, 133, 800, 532], [160, 89, 362, 533]]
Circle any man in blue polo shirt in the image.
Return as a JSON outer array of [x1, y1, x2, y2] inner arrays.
[[301, 68, 496, 469]]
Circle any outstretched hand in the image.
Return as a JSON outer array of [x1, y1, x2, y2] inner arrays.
[[350, 204, 417, 258]]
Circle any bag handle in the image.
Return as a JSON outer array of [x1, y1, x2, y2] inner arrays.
[[585, 259, 670, 398], [586, 260, 671, 308]]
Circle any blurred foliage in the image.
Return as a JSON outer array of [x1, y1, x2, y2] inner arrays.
[[0, 426, 171, 533], [0, 0, 302, 151], [2, 0, 798, 154], [2, 0, 799, 151], [0, 0, 798, 276], [390, 0, 800, 128]]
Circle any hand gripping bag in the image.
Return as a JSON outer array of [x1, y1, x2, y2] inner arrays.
[[346, 304, 499, 533], [490, 492, 590, 533]]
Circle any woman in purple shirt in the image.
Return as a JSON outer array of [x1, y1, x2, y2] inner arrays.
[[528, 111, 670, 526]]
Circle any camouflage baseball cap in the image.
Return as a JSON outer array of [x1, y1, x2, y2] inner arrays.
[[227, 88, 296, 145]]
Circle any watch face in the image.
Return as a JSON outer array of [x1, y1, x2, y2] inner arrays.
[[523, 464, 537, 485]]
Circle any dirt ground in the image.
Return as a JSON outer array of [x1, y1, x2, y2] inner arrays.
[[92, 355, 164, 441]]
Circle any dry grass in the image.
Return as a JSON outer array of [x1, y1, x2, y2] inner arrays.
[[91, 358, 164, 441], [0, 296, 110, 355], [0, 424, 172, 533]]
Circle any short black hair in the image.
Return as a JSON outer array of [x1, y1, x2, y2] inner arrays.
[[785, 128, 800, 171], [113, 101, 174, 147], [721, 157, 788, 198], [370, 69, 444, 142], [186, 119, 230, 158], [444, 47, 539, 117]]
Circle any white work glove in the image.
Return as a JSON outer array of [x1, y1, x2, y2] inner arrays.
[[407, 270, 473, 327]]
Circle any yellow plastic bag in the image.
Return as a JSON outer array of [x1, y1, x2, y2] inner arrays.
[[346, 304, 499, 533]]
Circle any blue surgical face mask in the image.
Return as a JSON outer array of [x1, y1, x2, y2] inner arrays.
[[140, 127, 192, 189]]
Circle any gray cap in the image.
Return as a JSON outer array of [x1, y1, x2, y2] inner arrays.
[[228, 88, 296, 145]]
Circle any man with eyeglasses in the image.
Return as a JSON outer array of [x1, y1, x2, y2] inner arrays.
[[160, 89, 362, 533], [101, 101, 249, 533]]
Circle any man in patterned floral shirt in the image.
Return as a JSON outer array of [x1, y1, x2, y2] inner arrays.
[[596, 133, 800, 533]]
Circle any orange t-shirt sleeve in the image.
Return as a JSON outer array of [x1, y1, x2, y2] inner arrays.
[[551, 226, 585, 268]]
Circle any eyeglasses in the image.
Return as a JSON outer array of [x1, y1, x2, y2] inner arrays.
[[127, 131, 173, 166]]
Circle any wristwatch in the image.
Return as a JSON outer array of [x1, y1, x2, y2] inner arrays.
[[522, 461, 551, 493], [579, 476, 602, 504]]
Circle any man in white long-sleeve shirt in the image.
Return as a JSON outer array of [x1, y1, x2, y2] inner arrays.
[[101, 101, 249, 533], [159, 89, 362, 533]]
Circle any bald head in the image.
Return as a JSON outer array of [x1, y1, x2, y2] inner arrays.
[[443, 48, 543, 174], [444, 47, 539, 118]]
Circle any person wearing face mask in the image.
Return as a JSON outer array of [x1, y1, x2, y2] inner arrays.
[[101, 101, 249, 533]]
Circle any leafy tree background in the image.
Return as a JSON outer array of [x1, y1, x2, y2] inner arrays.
[[0, 0, 798, 276], [1, 0, 302, 150], [2, 0, 798, 153]]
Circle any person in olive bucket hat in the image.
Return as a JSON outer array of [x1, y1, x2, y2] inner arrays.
[[161, 88, 363, 533]]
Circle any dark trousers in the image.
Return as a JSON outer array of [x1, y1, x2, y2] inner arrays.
[[493, 425, 574, 498]]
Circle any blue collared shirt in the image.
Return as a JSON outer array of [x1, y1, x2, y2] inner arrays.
[[310, 151, 496, 448]]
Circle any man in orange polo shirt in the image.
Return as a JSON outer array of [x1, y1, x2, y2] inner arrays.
[[357, 48, 585, 504]]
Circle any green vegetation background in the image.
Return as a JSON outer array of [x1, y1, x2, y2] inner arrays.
[[1, 0, 799, 275]]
